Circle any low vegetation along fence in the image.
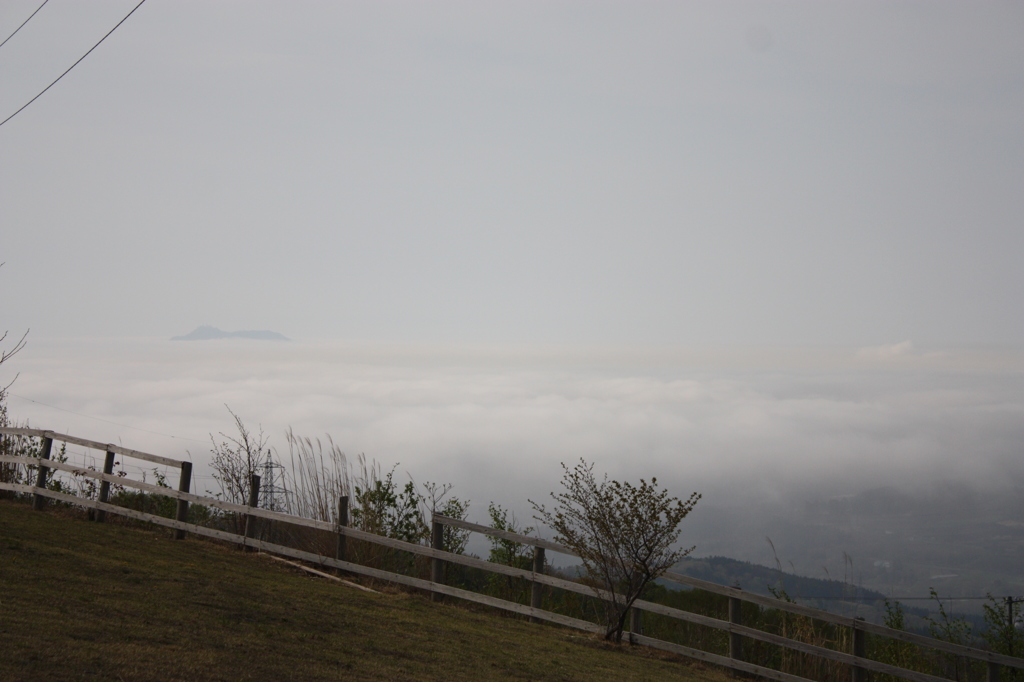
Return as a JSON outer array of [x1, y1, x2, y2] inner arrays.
[[2, 426, 1022, 682]]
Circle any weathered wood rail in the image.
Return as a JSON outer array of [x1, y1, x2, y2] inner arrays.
[[2, 426, 1021, 682], [431, 515, 1023, 682], [0, 426, 193, 536]]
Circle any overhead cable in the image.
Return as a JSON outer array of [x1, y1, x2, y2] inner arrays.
[[0, 0, 148, 128], [0, 0, 50, 50]]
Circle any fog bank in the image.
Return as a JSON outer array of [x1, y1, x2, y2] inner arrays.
[[8, 338, 1022, 511]]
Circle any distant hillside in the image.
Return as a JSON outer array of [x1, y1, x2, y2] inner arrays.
[[687, 483, 1024, 619], [673, 555, 893, 602], [667, 555, 945, 630], [171, 325, 289, 341]]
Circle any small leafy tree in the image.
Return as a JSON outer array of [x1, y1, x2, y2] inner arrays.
[[438, 497, 470, 554], [486, 502, 535, 602], [487, 502, 535, 568], [0, 388, 18, 491], [422, 481, 471, 555], [352, 466, 427, 543], [925, 588, 973, 682], [876, 598, 921, 681], [428, 493, 471, 585], [983, 595, 1024, 682], [531, 458, 700, 642]]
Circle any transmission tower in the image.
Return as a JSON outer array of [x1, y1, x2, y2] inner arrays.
[[260, 450, 287, 512]]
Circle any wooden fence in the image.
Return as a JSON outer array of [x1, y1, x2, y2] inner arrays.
[[1, 426, 1022, 682]]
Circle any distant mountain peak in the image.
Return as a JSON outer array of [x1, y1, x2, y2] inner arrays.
[[171, 326, 289, 341]]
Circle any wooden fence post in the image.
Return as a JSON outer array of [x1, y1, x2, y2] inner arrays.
[[729, 592, 744, 664], [0, 433, 9, 500], [430, 519, 444, 602], [95, 450, 115, 522], [988, 661, 1001, 682], [336, 495, 349, 563], [173, 461, 192, 539], [1008, 597, 1016, 659], [626, 606, 643, 643], [31, 434, 54, 511], [243, 473, 261, 552], [852, 617, 867, 682], [629, 607, 644, 645], [530, 546, 545, 623]]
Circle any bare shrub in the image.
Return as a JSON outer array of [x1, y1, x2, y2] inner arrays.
[[0, 275, 29, 495], [209, 406, 268, 532]]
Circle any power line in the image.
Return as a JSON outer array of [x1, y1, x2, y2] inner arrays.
[[0, 0, 148, 128], [0, 0, 50, 50], [7, 392, 209, 444]]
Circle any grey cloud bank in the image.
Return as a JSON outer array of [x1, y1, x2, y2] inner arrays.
[[10, 338, 1022, 502]]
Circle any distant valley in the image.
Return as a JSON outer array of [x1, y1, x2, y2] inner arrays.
[[687, 481, 1024, 620], [667, 555, 946, 632]]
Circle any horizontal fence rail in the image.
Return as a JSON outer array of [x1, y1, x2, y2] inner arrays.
[[1, 479, 820, 682], [0, 481, 604, 630], [433, 514, 1024, 671], [0, 427, 185, 468], [0, 426, 194, 537], [3, 429, 1022, 682]]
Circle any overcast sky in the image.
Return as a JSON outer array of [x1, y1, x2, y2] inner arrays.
[[2, 1, 1022, 347]]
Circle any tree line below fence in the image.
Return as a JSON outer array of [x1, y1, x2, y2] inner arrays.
[[2, 416, 1024, 682]]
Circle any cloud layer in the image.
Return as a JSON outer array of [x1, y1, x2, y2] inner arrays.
[[9, 338, 1023, 526]]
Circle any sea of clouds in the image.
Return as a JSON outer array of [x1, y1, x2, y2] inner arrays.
[[6, 337, 1023, 564]]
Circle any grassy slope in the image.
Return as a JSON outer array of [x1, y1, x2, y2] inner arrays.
[[0, 500, 728, 682]]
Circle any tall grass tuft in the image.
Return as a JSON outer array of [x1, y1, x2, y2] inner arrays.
[[278, 428, 368, 523]]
